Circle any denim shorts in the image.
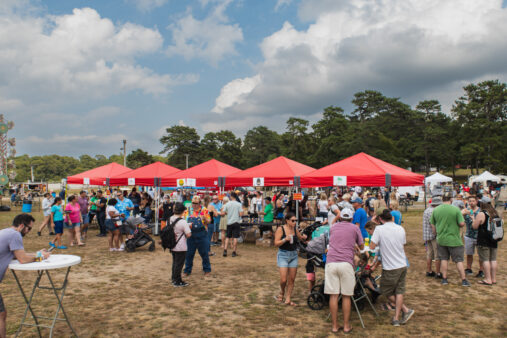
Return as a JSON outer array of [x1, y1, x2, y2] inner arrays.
[[64, 222, 80, 229], [105, 219, 118, 232], [277, 249, 298, 268], [82, 214, 90, 224]]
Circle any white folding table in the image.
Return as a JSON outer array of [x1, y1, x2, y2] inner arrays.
[[9, 254, 81, 337]]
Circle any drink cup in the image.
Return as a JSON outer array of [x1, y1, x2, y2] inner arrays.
[[289, 235, 293, 244]]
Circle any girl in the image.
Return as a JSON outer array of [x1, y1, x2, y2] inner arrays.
[[317, 193, 328, 219], [49, 197, 66, 249], [38, 192, 54, 236], [105, 198, 122, 251]]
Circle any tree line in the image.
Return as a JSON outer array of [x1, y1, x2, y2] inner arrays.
[[13, 79, 507, 182]]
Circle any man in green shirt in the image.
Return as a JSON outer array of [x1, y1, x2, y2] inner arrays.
[[258, 197, 274, 239], [430, 194, 470, 287]]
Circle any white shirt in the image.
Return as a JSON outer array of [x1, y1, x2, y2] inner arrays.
[[327, 204, 339, 224], [105, 205, 118, 220], [371, 222, 407, 270], [249, 197, 257, 213], [317, 200, 328, 213], [170, 215, 191, 252]]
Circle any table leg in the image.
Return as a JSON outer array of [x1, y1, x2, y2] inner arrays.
[[11, 270, 43, 338], [45, 268, 78, 337]]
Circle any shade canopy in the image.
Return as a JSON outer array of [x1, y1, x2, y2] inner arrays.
[[161, 159, 241, 187], [300, 152, 424, 187], [472, 171, 501, 183], [109, 162, 180, 186], [67, 163, 131, 186], [425, 172, 452, 184], [226, 156, 315, 187]]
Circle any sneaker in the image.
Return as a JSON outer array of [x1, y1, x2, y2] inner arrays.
[[223, 250, 227, 257], [232, 252, 237, 257], [426, 271, 436, 277], [435, 273, 443, 279], [120, 243, 125, 250], [465, 268, 473, 276], [118, 247, 125, 252], [109, 248, 117, 252], [475, 271, 485, 278], [49, 232, 55, 235], [57, 245, 67, 249], [37, 232, 41, 236], [401, 309, 415, 324], [462, 279, 471, 287], [441, 278, 449, 285], [391, 318, 401, 327], [49, 242, 56, 248], [173, 281, 189, 287]]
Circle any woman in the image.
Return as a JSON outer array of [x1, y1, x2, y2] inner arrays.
[[373, 192, 387, 214], [140, 196, 153, 224], [301, 195, 309, 218], [390, 200, 402, 225], [105, 198, 122, 251], [219, 197, 229, 250], [64, 195, 85, 246], [49, 197, 66, 249], [275, 195, 285, 224], [170, 202, 192, 287], [473, 197, 499, 285], [204, 195, 215, 256], [274, 212, 307, 306], [38, 192, 54, 236], [317, 193, 328, 219]]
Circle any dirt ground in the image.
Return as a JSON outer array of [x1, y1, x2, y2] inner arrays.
[[0, 208, 505, 337]]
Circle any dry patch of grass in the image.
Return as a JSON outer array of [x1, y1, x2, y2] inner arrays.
[[0, 209, 505, 337]]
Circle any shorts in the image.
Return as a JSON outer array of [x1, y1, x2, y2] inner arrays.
[[324, 262, 355, 296], [213, 217, 221, 232], [0, 293, 4, 313], [477, 246, 497, 262], [226, 223, 240, 239], [425, 239, 439, 260], [306, 255, 315, 280], [64, 222, 80, 229], [464, 236, 477, 256], [105, 219, 119, 232], [437, 244, 464, 263], [43, 210, 52, 217], [277, 249, 298, 268], [381, 267, 407, 296], [81, 214, 90, 224], [53, 220, 64, 234]]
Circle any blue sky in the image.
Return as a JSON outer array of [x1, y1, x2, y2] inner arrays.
[[2, 0, 507, 157]]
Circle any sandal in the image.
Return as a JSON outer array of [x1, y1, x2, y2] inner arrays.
[[273, 294, 284, 303], [284, 301, 297, 306], [381, 303, 395, 311], [478, 280, 492, 286]]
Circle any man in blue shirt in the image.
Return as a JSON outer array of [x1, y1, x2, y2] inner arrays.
[[351, 198, 368, 238], [114, 192, 134, 251]]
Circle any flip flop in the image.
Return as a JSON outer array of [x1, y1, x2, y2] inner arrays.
[[273, 295, 284, 303], [284, 301, 297, 306], [478, 280, 492, 286], [343, 328, 353, 334]]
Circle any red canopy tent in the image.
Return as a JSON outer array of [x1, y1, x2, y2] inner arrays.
[[226, 156, 315, 187], [109, 162, 181, 186], [300, 152, 424, 187], [67, 163, 131, 186], [161, 159, 241, 187]]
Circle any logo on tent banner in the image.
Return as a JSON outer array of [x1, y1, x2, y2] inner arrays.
[[333, 176, 347, 186], [253, 177, 264, 187], [83, 178, 90, 185], [128, 178, 136, 186], [177, 178, 196, 187]]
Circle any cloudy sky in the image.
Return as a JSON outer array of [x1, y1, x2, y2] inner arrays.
[[2, 0, 507, 157]]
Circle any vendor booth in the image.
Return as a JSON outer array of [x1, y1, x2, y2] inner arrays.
[[161, 159, 241, 188], [67, 162, 131, 186], [109, 161, 180, 186]]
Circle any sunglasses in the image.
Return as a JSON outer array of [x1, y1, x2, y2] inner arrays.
[[24, 225, 32, 232], [289, 219, 297, 222]]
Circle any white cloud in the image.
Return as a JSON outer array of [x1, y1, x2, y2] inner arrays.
[[128, 0, 168, 12], [166, 0, 243, 65], [275, 0, 293, 11], [210, 0, 507, 132]]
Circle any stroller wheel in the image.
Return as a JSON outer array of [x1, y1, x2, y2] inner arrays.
[[307, 292, 325, 310], [148, 243, 156, 252]]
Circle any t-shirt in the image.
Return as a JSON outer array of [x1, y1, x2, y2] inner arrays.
[[65, 203, 81, 224], [249, 197, 258, 213], [430, 204, 465, 247], [263, 204, 274, 222], [90, 196, 98, 211], [391, 210, 402, 225], [327, 204, 339, 225], [0, 228, 24, 282], [77, 196, 89, 215], [96, 197, 107, 214], [371, 222, 407, 270], [317, 200, 328, 213], [465, 208, 480, 239], [170, 216, 191, 252], [115, 198, 134, 218], [223, 200, 242, 224], [51, 205, 64, 221], [42, 198, 52, 213], [352, 207, 368, 238], [326, 221, 364, 267], [106, 205, 119, 220]]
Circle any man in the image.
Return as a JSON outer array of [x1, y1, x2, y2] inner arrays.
[[0, 214, 51, 337], [370, 209, 414, 326], [209, 195, 222, 246], [452, 194, 465, 210], [221, 191, 242, 257], [95, 190, 107, 237], [115, 191, 134, 251], [351, 198, 368, 239], [364, 192, 375, 218], [430, 194, 470, 286], [462, 195, 484, 278], [128, 188, 141, 216], [325, 208, 363, 334], [183, 195, 211, 276], [422, 197, 442, 278], [77, 191, 90, 241]]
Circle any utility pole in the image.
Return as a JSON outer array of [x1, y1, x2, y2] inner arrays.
[[121, 139, 127, 167], [184, 154, 189, 169]]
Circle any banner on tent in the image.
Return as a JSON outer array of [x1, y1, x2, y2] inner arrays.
[[333, 176, 347, 186], [177, 178, 196, 187], [128, 178, 136, 185], [83, 178, 90, 185], [253, 177, 264, 187]]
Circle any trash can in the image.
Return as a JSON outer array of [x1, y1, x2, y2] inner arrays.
[[22, 200, 33, 213]]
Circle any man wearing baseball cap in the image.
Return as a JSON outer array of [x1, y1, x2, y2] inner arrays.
[[423, 196, 442, 278], [325, 208, 364, 334], [351, 198, 368, 239]]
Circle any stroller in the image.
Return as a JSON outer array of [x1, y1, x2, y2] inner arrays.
[[124, 216, 156, 252]]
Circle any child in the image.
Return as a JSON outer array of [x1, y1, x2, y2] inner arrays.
[[49, 197, 66, 249], [355, 252, 381, 303]]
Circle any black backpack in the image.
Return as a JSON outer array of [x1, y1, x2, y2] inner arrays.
[[160, 217, 183, 251]]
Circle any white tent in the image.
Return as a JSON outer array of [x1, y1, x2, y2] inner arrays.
[[425, 172, 453, 184], [472, 171, 501, 183]]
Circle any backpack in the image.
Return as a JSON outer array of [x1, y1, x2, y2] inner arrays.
[[160, 217, 183, 251], [487, 213, 504, 242]]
